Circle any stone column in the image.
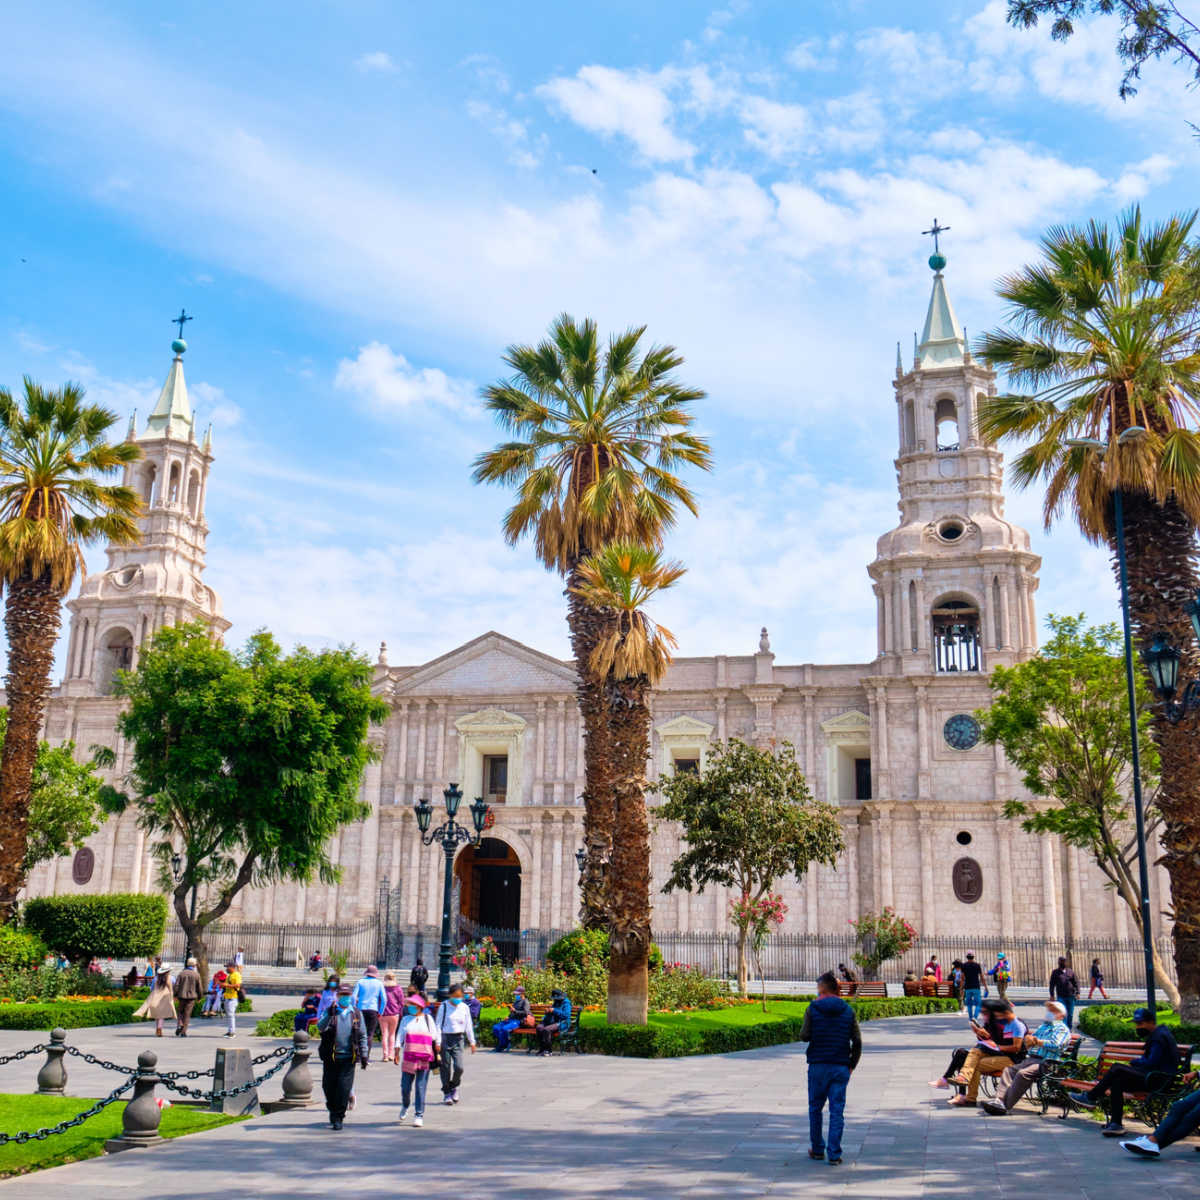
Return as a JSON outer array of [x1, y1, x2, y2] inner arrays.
[[914, 576, 929, 655], [555, 698, 566, 805], [918, 811, 935, 934], [356, 755, 383, 916], [806, 866, 819, 934], [550, 821, 564, 930], [414, 701, 428, 791], [405, 815, 423, 927], [1041, 834, 1062, 942], [915, 683, 931, 801], [878, 804, 894, 909], [716, 694, 727, 742], [881, 585, 893, 655], [434, 702, 447, 784], [1066, 844, 1084, 940], [997, 818, 1015, 940], [842, 812, 860, 924], [532, 813, 546, 926], [575, 710, 585, 796], [801, 689, 816, 778]]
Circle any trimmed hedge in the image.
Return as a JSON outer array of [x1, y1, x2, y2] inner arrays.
[[546, 929, 664, 975], [0, 1000, 140, 1031], [1077, 1003, 1200, 1045], [0, 927, 49, 975], [22, 895, 167, 962], [475, 996, 960, 1057], [255, 1008, 303, 1038]]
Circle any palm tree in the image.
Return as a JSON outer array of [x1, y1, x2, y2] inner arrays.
[[572, 542, 685, 1024], [473, 314, 710, 928], [977, 207, 1200, 1019], [0, 380, 141, 919]]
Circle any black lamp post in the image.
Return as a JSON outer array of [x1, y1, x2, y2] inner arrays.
[[415, 784, 489, 1001], [169, 851, 199, 965], [1066, 430, 1156, 1013], [1142, 592, 1200, 723]]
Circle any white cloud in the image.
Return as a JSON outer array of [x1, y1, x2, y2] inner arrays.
[[537, 65, 694, 162], [466, 100, 542, 168], [16, 329, 51, 354], [1112, 153, 1175, 202], [739, 95, 809, 159], [334, 342, 476, 415], [190, 381, 242, 429], [354, 51, 396, 74]]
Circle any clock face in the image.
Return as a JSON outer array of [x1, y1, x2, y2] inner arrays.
[[943, 713, 981, 751]]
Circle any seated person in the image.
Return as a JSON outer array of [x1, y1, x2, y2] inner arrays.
[[295, 988, 321, 1033], [308, 951, 323, 972], [491, 985, 531, 1052], [1121, 1072, 1200, 1157], [1069, 1006, 1180, 1136], [949, 999, 1027, 1107], [982, 1000, 1071, 1115], [123, 964, 140, 989], [930, 999, 1011, 1091], [536, 989, 572, 1055]]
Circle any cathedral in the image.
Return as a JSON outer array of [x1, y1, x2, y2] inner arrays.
[[21, 258, 1174, 947]]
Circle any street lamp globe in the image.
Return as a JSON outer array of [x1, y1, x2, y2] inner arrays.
[[1144, 633, 1182, 701], [1186, 589, 1200, 649], [575, 846, 587, 874], [469, 795, 489, 834], [443, 783, 463, 819], [170, 851, 182, 882], [414, 796, 434, 834]]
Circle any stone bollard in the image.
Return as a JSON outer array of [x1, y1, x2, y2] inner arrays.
[[104, 1050, 163, 1154], [36, 1027, 68, 1095], [264, 1030, 313, 1112]]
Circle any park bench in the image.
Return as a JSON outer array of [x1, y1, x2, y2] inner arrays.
[[904, 980, 957, 998], [509, 1004, 550, 1051], [837, 981, 887, 998], [1042, 1040, 1194, 1125], [950, 1033, 1083, 1103]]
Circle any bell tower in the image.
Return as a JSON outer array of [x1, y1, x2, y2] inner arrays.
[[867, 233, 1040, 677], [62, 331, 229, 696]]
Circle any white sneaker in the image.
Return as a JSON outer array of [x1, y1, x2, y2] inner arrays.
[[397, 1107, 408, 1123], [1121, 1136, 1160, 1157], [413, 1115, 424, 1127]]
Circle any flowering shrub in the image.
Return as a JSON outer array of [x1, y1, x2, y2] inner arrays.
[[0, 963, 115, 1002], [451, 935, 499, 980], [850, 908, 917, 978], [648, 963, 729, 1011], [729, 893, 787, 1006]]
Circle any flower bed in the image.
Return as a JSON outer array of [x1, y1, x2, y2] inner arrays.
[[0, 999, 141, 1031]]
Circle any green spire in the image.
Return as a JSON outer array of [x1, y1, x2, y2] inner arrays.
[[145, 339, 193, 440], [917, 266, 966, 368]]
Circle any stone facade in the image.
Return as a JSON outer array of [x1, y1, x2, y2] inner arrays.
[[20, 272, 1174, 943]]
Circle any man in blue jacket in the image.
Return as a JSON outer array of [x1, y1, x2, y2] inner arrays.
[[800, 971, 862, 1165], [1069, 1007, 1180, 1136]]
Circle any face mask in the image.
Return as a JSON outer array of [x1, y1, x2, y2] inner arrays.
[[337, 997, 351, 1010], [1044, 1011, 1057, 1024], [449, 997, 462, 1006], [405, 1004, 418, 1015]]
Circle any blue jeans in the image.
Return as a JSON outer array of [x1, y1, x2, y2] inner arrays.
[[808, 1062, 851, 1160], [1154, 1088, 1200, 1149], [1060, 996, 1075, 1029], [964, 989, 982, 1021], [493, 1018, 520, 1050], [400, 1067, 429, 1116]]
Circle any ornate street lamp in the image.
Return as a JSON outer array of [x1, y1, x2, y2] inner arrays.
[[575, 846, 587, 878], [169, 851, 199, 964], [1142, 594, 1200, 723], [1065, 429, 1156, 1012], [414, 784, 489, 1000]]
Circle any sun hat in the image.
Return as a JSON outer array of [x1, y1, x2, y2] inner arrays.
[[337, 983, 353, 996], [407, 993, 428, 1009], [1045, 1000, 1066, 1017], [186, 957, 197, 967], [365, 964, 380, 977]]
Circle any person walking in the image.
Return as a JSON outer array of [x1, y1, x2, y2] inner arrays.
[[317, 983, 369, 1131], [172, 957, 204, 1037], [1048, 956, 1080, 1028], [436, 983, 476, 1102], [988, 952, 1011, 1001], [234, 946, 245, 971], [1088, 958, 1108, 1000], [1121, 1072, 1200, 1156], [134, 962, 176, 1037], [352, 964, 387, 1049], [801, 971, 861, 1165], [960, 952, 986, 1021], [316, 974, 340, 1021], [981, 1000, 1072, 1115], [949, 960, 966, 1013], [491, 985, 531, 1051], [397, 993, 440, 1127], [1068, 1006, 1179, 1136], [409, 958, 429, 994], [536, 988, 572, 1056], [380, 971, 404, 1064], [221, 959, 242, 1037]]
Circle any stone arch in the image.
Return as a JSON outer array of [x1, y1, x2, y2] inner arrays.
[[902, 398, 916, 450], [908, 580, 918, 651], [934, 395, 959, 451], [454, 822, 534, 940], [140, 462, 157, 505], [992, 576, 1003, 647], [167, 461, 181, 505], [97, 625, 134, 694], [930, 591, 982, 673], [186, 469, 201, 518], [74, 618, 90, 677]]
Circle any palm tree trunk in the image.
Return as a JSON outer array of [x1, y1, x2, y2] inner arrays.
[[605, 676, 652, 1025], [1118, 491, 1200, 1020], [567, 567, 614, 930], [0, 571, 62, 922]]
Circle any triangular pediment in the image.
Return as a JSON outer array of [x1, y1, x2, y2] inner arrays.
[[392, 631, 577, 697], [456, 707, 527, 733], [656, 715, 715, 739], [820, 709, 871, 734]]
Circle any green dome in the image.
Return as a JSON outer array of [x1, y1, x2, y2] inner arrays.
[[928, 252, 947, 272], [171, 338, 188, 355]]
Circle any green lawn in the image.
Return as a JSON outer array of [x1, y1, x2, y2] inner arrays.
[[0, 1094, 247, 1178], [583, 1000, 812, 1031]]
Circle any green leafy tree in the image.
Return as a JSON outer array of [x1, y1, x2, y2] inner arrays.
[[0, 708, 109, 873], [103, 624, 388, 981], [1007, 2, 1200, 99], [978, 614, 1180, 1005], [474, 314, 711, 929], [0, 379, 140, 919], [977, 207, 1200, 1020], [850, 909, 917, 978], [656, 739, 845, 996]]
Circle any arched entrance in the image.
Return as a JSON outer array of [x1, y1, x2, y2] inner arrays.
[[455, 837, 521, 961]]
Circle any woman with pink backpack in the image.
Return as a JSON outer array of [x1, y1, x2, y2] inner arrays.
[[396, 993, 441, 1127]]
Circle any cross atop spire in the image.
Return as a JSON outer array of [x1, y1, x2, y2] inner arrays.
[[922, 218, 950, 256], [172, 308, 193, 340]]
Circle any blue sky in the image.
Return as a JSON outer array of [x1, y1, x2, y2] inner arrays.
[[2, 0, 1197, 673]]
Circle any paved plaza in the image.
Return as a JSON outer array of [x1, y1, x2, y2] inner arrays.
[[1, 1007, 1196, 1198]]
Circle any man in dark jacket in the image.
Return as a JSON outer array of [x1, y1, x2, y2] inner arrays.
[[800, 971, 862, 1165], [409, 958, 429, 993], [317, 984, 369, 1130], [1069, 1007, 1179, 1136], [172, 956, 204, 1037], [1048, 957, 1080, 1029]]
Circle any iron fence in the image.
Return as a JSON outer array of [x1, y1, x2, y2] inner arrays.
[[162, 916, 1178, 988]]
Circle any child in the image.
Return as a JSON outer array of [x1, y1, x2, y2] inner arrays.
[[396, 993, 440, 1127], [295, 988, 320, 1034]]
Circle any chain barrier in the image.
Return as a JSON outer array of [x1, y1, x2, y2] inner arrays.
[[61, 1046, 138, 1076], [0, 1076, 135, 1145], [158, 1047, 293, 1102], [0, 1044, 47, 1067]]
